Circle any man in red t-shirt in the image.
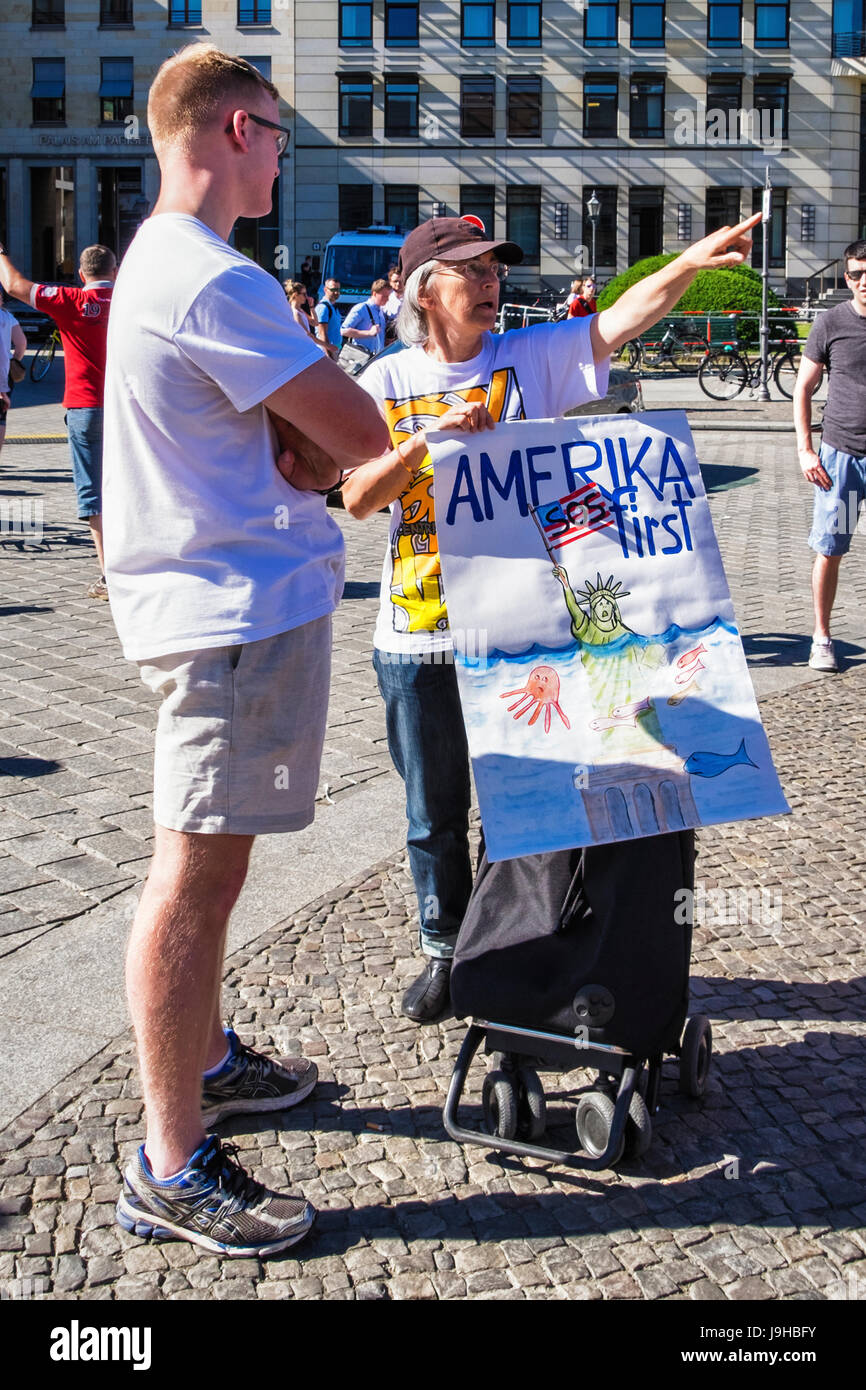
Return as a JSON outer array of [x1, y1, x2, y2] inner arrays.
[[0, 243, 116, 597]]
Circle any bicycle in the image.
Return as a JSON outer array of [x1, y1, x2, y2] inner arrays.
[[697, 334, 802, 401], [619, 322, 689, 372], [30, 326, 61, 383]]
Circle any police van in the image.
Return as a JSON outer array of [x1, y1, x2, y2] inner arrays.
[[318, 226, 404, 309]]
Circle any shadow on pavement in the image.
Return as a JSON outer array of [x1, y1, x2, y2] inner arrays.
[[0, 604, 54, 616], [742, 631, 866, 670], [0, 755, 62, 778], [342, 580, 380, 600], [699, 462, 759, 492]]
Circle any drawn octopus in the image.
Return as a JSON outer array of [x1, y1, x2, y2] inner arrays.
[[501, 665, 571, 734]]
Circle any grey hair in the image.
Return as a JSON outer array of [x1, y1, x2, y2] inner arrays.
[[395, 259, 439, 347]]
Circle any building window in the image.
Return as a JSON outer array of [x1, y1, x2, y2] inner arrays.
[[631, 0, 664, 47], [707, 1, 742, 46], [508, 2, 542, 46], [339, 183, 373, 229], [754, 75, 789, 140], [507, 75, 541, 136], [385, 184, 419, 230], [582, 185, 617, 267], [246, 56, 271, 80], [339, 74, 373, 136], [340, 1, 372, 45], [100, 57, 134, 123], [751, 186, 787, 268], [754, 0, 789, 46], [100, 0, 133, 22], [461, 75, 495, 137], [629, 186, 663, 261], [707, 72, 743, 140], [629, 74, 664, 137], [705, 187, 741, 234], [238, 0, 271, 21], [31, 58, 65, 124], [169, 0, 202, 22], [462, 0, 495, 46], [385, 76, 419, 137], [585, 0, 618, 47], [507, 185, 541, 262], [833, 2, 866, 58], [583, 73, 618, 137], [385, 1, 419, 46], [460, 184, 495, 235], [32, 0, 64, 24]]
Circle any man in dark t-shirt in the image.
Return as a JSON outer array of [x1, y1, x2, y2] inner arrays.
[[795, 239, 866, 672]]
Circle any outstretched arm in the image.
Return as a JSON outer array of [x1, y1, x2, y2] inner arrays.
[[590, 212, 762, 364], [0, 245, 38, 306], [553, 565, 588, 638]]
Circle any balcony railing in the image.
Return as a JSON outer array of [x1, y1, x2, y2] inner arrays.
[[833, 30, 866, 57]]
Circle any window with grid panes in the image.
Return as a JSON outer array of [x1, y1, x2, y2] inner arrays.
[[583, 73, 618, 136], [339, 74, 373, 136], [506, 185, 540, 261], [631, 0, 664, 47], [755, 0, 789, 47], [461, 75, 495, 136], [31, 57, 65, 123], [585, 0, 618, 46], [508, 2, 541, 46], [582, 185, 617, 266], [385, 184, 419, 230], [507, 75, 541, 136], [339, 184, 373, 229], [705, 187, 740, 234], [460, 185, 496, 234], [385, 1, 419, 46], [340, 2, 372, 45], [32, 0, 64, 24], [708, 1, 742, 45], [629, 74, 664, 137], [100, 0, 133, 23], [754, 75, 789, 140], [751, 186, 787, 268], [100, 57, 134, 122], [169, 0, 202, 22], [707, 72, 742, 139], [462, 0, 495, 46], [238, 0, 271, 22], [385, 76, 419, 136]]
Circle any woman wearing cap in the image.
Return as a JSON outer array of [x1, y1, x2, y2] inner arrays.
[[342, 211, 759, 1024]]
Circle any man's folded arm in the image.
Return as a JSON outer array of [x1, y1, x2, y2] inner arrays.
[[264, 356, 391, 468]]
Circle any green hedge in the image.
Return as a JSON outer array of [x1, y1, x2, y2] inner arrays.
[[598, 256, 780, 315]]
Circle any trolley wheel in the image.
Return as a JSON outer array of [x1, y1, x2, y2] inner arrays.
[[679, 1015, 713, 1098], [698, 351, 748, 400], [662, 342, 684, 371], [623, 1090, 653, 1159], [30, 336, 56, 383], [515, 1066, 546, 1141], [773, 350, 800, 399], [482, 1069, 518, 1140], [575, 1090, 624, 1164]]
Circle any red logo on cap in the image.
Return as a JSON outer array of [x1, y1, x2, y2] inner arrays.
[[461, 215, 486, 233]]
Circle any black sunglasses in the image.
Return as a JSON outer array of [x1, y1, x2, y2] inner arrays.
[[225, 111, 291, 156]]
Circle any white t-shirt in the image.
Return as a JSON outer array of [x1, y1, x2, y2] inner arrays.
[[0, 307, 17, 392], [359, 315, 609, 655], [102, 214, 344, 662]]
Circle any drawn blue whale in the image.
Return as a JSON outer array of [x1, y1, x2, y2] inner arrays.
[[684, 738, 758, 779]]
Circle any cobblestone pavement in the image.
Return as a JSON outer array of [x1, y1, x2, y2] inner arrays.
[[1, 391, 865, 1301]]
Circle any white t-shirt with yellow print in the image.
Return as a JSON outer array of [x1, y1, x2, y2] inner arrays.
[[358, 315, 609, 655]]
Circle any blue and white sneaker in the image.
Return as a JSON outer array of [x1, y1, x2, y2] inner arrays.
[[201, 1028, 318, 1126], [116, 1136, 315, 1257]]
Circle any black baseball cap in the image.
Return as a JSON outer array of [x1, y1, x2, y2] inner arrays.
[[397, 216, 523, 282]]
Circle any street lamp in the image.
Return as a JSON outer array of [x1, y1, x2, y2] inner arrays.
[[586, 189, 601, 283]]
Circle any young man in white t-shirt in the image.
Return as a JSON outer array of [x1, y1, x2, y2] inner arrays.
[[104, 44, 390, 1258]]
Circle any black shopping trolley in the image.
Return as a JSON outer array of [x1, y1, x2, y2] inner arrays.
[[443, 831, 713, 1170]]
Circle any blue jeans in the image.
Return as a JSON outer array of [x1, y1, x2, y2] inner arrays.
[[65, 407, 103, 518], [372, 649, 472, 959]]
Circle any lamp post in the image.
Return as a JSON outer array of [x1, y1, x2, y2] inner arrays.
[[587, 189, 600, 284]]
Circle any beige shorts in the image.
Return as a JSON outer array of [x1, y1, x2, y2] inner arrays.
[[138, 616, 332, 835]]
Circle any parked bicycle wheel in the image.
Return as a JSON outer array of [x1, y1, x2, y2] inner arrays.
[[30, 334, 57, 383], [773, 350, 801, 400], [698, 351, 748, 401], [619, 339, 642, 370]]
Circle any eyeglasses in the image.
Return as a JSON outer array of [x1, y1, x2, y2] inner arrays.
[[325, 284, 341, 292], [224, 111, 291, 156], [437, 258, 509, 284], [845, 268, 866, 283]]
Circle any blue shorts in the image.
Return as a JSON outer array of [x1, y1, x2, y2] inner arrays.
[[808, 442, 866, 558], [65, 407, 103, 518]]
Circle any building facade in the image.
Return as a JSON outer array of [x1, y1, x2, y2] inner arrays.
[[1, 1, 865, 294]]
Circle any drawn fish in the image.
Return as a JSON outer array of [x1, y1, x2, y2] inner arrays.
[[668, 680, 700, 707], [677, 643, 707, 669], [612, 696, 652, 721], [684, 739, 758, 778]]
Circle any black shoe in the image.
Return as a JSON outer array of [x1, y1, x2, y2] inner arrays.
[[401, 958, 452, 1023]]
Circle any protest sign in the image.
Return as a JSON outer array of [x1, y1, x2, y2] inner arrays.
[[429, 411, 789, 862]]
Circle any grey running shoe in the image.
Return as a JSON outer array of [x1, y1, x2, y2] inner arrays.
[[116, 1135, 314, 1257], [201, 1028, 318, 1126], [808, 638, 838, 672], [87, 575, 109, 600]]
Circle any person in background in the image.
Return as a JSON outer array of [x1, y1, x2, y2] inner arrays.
[[341, 278, 389, 356], [284, 279, 316, 336], [0, 288, 27, 460], [384, 266, 403, 342], [794, 238, 866, 672], [299, 255, 314, 293], [568, 276, 597, 318], [314, 278, 343, 361], [0, 242, 116, 598]]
